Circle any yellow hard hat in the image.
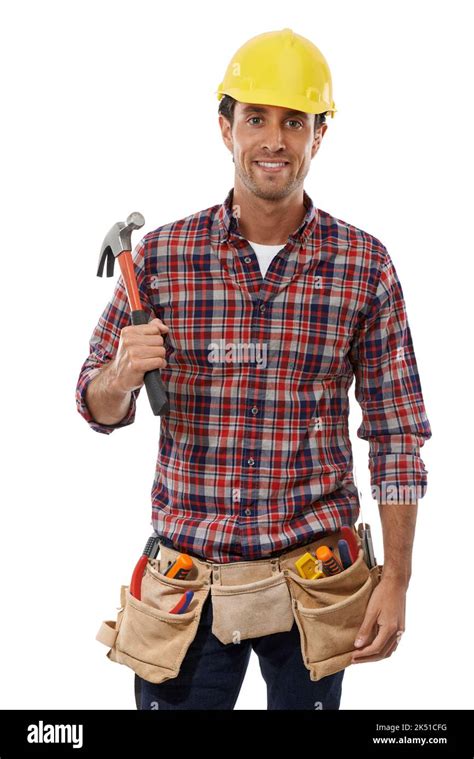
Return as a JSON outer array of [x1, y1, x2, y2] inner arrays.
[[216, 28, 336, 118]]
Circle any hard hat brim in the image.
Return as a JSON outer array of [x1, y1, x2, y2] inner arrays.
[[216, 87, 336, 117]]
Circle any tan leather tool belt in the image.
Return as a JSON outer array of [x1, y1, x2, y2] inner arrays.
[[97, 526, 382, 684]]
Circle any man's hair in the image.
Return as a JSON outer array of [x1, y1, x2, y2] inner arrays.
[[218, 94, 327, 132]]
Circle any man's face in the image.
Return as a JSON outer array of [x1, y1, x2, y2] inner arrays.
[[219, 101, 327, 201]]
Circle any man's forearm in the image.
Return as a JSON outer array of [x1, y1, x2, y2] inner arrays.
[[378, 501, 418, 589], [85, 362, 132, 425]]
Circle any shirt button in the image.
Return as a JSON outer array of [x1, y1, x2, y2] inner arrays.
[[251, 406, 259, 415], [244, 508, 252, 516], [259, 304, 266, 313], [247, 457, 255, 466], [244, 256, 252, 263]]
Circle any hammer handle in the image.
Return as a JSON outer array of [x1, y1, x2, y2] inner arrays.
[[131, 309, 170, 417], [118, 250, 143, 312]]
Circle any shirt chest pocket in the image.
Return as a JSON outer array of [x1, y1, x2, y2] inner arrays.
[[150, 275, 250, 373]]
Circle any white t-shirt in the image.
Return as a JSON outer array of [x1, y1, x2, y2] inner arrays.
[[247, 240, 285, 278]]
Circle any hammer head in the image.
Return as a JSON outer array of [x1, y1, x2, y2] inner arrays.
[[97, 212, 145, 277]]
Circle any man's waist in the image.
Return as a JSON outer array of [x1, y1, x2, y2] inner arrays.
[[157, 528, 357, 566]]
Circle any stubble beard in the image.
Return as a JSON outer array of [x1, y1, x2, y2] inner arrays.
[[234, 154, 306, 201]]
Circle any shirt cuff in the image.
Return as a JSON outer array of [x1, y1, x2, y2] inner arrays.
[[75, 367, 137, 434], [368, 435, 429, 504]]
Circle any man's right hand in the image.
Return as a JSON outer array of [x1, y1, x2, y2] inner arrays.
[[110, 317, 170, 394]]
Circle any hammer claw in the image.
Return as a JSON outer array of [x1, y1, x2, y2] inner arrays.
[[96, 245, 115, 278]]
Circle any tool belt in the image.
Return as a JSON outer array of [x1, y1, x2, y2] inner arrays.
[[96, 526, 383, 684]]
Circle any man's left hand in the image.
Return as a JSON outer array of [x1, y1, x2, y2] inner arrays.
[[351, 577, 406, 664]]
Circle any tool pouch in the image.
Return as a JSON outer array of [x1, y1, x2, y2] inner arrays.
[[96, 557, 211, 685], [280, 540, 383, 682], [210, 560, 295, 645]]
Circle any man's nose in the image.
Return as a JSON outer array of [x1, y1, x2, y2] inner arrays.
[[260, 124, 286, 152]]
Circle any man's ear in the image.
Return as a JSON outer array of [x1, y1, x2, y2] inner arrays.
[[311, 123, 328, 158], [218, 114, 233, 154]]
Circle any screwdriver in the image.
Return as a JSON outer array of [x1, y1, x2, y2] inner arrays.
[[316, 545, 343, 576]]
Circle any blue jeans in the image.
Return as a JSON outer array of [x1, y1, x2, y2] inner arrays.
[[135, 593, 345, 710]]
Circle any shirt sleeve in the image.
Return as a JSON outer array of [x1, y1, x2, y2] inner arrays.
[[75, 236, 155, 434], [348, 245, 432, 504]]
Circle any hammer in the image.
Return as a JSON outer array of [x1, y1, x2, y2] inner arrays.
[[97, 212, 169, 416]]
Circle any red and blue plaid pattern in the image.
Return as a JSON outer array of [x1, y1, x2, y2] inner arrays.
[[76, 188, 431, 562]]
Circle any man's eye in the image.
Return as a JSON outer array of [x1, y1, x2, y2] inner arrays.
[[247, 117, 303, 128]]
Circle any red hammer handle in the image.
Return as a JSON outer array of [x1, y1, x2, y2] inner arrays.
[[117, 250, 169, 416], [117, 250, 143, 311]]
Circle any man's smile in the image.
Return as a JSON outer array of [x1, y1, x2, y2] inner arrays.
[[253, 160, 290, 173]]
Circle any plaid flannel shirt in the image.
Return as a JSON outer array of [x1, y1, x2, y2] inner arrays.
[[76, 187, 432, 562]]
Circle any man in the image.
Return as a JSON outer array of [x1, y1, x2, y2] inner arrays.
[[76, 28, 431, 710]]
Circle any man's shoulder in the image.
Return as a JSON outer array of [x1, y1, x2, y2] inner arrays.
[[141, 200, 221, 248], [317, 206, 388, 265]]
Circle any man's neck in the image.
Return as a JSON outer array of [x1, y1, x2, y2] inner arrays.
[[231, 184, 307, 245]]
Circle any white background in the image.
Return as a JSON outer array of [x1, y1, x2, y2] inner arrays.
[[1, 0, 472, 709]]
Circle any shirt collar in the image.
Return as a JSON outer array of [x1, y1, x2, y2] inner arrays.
[[214, 187, 318, 245]]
